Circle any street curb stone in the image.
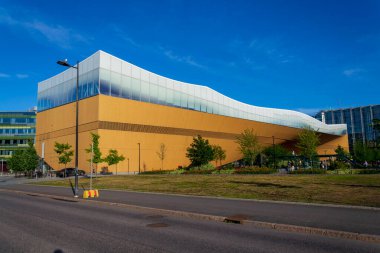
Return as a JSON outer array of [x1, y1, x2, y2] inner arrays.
[[1, 188, 379, 244]]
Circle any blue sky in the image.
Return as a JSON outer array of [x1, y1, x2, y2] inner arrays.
[[0, 0, 379, 115]]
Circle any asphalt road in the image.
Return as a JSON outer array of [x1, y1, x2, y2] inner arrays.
[[2, 182, 380, 236], [0, 190, 379, 253]]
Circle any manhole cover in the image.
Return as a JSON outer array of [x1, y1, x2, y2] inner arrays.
[[26, 194, 40, 197], [224, 214, 249, 224], [146, 223, 169, 228], [51, 197, 78, 203]]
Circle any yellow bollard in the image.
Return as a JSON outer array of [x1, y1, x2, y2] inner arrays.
[[95, 189, 99, 198], [83, 190, 89, 199], [89, 190, 95, 198]]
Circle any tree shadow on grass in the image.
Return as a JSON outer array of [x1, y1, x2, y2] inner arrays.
[[334, 183, 380, 189], [229, 181, 302, 189]]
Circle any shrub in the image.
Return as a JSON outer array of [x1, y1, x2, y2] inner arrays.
[[139, 170, 172, 175], [357, 169, 380, 174], [234, 167, 276, 174], [329, 161, 351, 170], [182, 169, 213, 175], [289, 169, 326, 174], [169, 168, 186, 175], [188, 163, 214, 171], [212, 169, 235, 174]]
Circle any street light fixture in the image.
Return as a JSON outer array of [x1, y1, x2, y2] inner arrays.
[[57, 59, 79, 198]]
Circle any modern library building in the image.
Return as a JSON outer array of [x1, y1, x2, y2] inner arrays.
[[36, 51, 348, 173]]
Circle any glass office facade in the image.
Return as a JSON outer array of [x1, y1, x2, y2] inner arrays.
[[315, 105, 380, 150], [38, 51, 347, 136], [0, 111, 36, 158]]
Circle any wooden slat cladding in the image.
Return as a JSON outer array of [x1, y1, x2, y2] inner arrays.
[[37, 120, 290, 144], [36, 121, 99, 141], [98, 121, 238, 140]]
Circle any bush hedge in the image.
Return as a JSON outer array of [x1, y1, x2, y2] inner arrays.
[[357, 169, 380, 174], [234, 167, 276, 174], [289, 169, 327, 174]]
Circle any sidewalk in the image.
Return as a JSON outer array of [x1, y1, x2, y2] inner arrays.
[[1, 183, 379, 236]]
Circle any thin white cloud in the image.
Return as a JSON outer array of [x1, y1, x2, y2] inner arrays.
[[243, 57, 266, 70], [16, 74, 29, 79], [229, 37, 296, 67], [0, 72, 10, 78], [163, 49, 206, 69], [343, 68, 364, 77], [110, 24, 140, 48], [0, 8, 88, 49]]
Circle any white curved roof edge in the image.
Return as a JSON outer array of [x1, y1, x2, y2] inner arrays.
[[38, 50, 347, 136]]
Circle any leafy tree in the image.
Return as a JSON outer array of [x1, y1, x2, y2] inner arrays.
[[335, 145, 350, 161], [156, 143, 167, 170], [6, 142, 38, 177], [235, 129, 261, 166], [7, 150, 24, 176], [22, 141, 39, 176], [86, 132, 103, 176], [212, 145, 226, 166], [353, 142, 379, 163], [373, 119, 380, 146], [186, 135, 214, 167], [104, 149, 125, 175], [263, 144, 291, 167], [373, 119, 380, 131], [296, 127, 320, 164], [54, 142, 73, 177]]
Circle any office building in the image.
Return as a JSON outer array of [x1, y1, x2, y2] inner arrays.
[[0, 110, 36, 172], [316, 105, 380, 150]]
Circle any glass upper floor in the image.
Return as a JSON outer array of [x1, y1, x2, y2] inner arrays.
[[38, 50, 347, 136]]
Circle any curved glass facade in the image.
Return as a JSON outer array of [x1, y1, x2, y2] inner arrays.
[[38, 51, 347, 136]]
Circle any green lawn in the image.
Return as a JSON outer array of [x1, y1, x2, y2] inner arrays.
[[33, 174, 380, 207]]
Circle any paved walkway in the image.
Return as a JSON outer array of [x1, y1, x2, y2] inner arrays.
[[1, 182, 379, 236]]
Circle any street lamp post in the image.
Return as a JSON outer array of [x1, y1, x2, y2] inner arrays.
[[57, 59, 79, 198], [272, 136, 276, 169], [127, 158, 130, 174], [137, 143, 141, 174]]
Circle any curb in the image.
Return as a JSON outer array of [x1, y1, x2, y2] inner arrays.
[[27, 184, 380, 211], [1, 188, 379, 244], [243, 220, 380, 244]]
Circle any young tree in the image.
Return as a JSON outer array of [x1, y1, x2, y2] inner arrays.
[[104, 149, 125, 175], [54, 142, 74, 178], [373, 119, 380, 146], [186, 135, 214, 167], [296, 127, 320, 165], [235, 129, 261, 166], [23, 141, 39, 176], [335, 145, 350, 161], [156, 143, 167, 170], [86, 132, 103, 176], [212, 145, 226, 166], [263, 144, 291, 167]]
